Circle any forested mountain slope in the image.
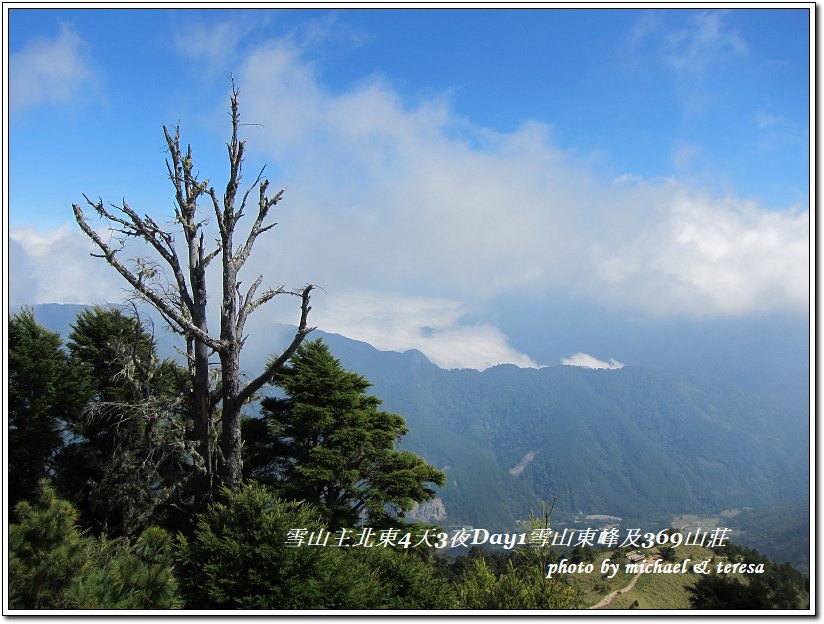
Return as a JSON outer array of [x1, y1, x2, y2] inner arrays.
[[316, 330, 808, 523], [27, 304, 809, 570]]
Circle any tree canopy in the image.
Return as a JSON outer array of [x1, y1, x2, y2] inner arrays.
[[56, 306, 191, 536], [9, 482, 181, 609], [8, 309, 71, 509], [245, 338, 445, 528]]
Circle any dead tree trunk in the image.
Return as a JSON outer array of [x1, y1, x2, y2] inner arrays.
[[73, 85, 314, 497]]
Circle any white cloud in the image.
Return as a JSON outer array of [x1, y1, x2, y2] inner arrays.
[[589, 192, 809, 316], [10, 225, 124, 304], [614, 173, 644, 185], [11, 224, 72, 258], [754, 110, 803, 154], [175, 21, 247, 66], [173, 16, 270, 78], [311, 291, 540, 371], [671, 141, 703, 172], [10, 24, 97, 113], [172, 13, 366, 80], [9, 33, 809, 371], [230, 41, 808, 318], [627, 11, 662, 49], [561, 353, 624, 370]]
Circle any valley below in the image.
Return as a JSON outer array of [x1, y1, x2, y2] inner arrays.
[[27, 304, 812, 574]]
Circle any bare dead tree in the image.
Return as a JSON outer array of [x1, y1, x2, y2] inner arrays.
[[73, 86, 314, 495]]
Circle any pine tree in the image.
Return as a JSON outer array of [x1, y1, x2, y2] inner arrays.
[[8, 309, 80, 509], [9, 482, 182, 610], [56, 306, 191, 536], [245, 339, 445, 528], [175, 483, 382, 609], [9, 483, 92, 608]]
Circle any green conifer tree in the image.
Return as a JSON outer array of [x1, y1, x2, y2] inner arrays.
[[455, 556, 580, 609], [245, 339, 445, 528], [175, 483, 382, 609], [9, 482, 181, 609], [56, 306, 190, 536], [8, 309, 83, 509], [9, 483, 93, 608]]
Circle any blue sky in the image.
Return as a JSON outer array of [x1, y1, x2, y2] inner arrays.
[[7, 7, 812, 371]]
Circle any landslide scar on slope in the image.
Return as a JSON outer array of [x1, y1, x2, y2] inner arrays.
[[509, 450, 536, 476]]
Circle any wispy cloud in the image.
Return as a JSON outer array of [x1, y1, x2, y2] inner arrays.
[[561, 353, 624, 369], [664, 10, 748, 75], [627, 11, 662, 49], [633, 10, 750, 113], [173, 12, 367, 80], [9, 226, 124, 304], [755, 110, 787, 129], [312, 292, 540, 370], [10, 24, 98, 113], [754, 110, 804, 154], [173, 15, 270, 79], [671, 141, 704, 172]]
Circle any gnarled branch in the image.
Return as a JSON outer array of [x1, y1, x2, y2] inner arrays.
[[236, 284, 315, 406], [73, 203, 224, 352]]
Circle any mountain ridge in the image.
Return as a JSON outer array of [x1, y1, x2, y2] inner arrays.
[[19, 303, 810, 570]]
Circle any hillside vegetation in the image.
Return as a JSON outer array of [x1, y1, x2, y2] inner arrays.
[[315, 330, 809, 566], [23, 304, 811, 572], [11, 304, 810, 609]]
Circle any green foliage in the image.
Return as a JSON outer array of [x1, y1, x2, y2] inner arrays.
[[452, 498, 581, 609], [690, 543, 807, 609], [175, 482, 386, 609], [660, 544, 677, 562], [9, 483, 92, 608], [246, 339, 445, 528], [455, 557, 580, 609], [9, 483, 181, 609], [63, 526, 182, 609], [687, 574, 772, 609], [55, 306, 190, 536], [8, 309, 78, 508], [175, 482, 459, 609], [722, 502, 811, 574], [67, 306, 162, 402], [350, 547, 457, 609]]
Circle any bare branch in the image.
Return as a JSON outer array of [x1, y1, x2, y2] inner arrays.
[[115, 200, 195, 316], [163, 125, 190, 226], [237, 284, 314, 406], [234, 181, 284, 271], [83, 197, 196, 325], [208, 187, 227, 240], [73, 203, 224, 352], [248, 285, 286, 316], [203, 241, 222, 267], [236, 275, 288, 337], [236, 165, 266, 224], [164, 124, 210, 240]]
